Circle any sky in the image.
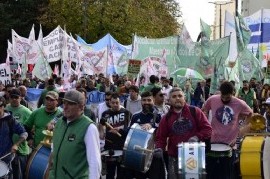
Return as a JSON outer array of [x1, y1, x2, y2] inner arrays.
[[177, 0, 217, 41]]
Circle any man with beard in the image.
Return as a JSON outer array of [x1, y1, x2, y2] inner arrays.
[[155, 87, 212, 179], [100, 93, 131, 179], [202, 81, 253, 179], [127, 91, 162, 179]]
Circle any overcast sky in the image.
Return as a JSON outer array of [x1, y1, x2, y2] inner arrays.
[[177, 0, 217, 41]]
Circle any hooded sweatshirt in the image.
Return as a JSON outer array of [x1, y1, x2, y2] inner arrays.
[[124, 95, 142, 115]]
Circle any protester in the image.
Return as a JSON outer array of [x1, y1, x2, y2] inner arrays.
[[0, 96, 28, 178], [24, 91, 62, 147], [123, 85, 142, 115], [100, 92, 131, 179], [127, 91, 162, 179], [142, 75, 161, 92], [37, 78, 58, 108], [97, 91, 113, 121], [151, 87, 170, 116], [5, 88, 32, 179], [155, 87, 212, 179], [48, 90, 101, 179], [18, 85, 29, 108], [237, 80, 258, 112], [202, 81, 253, 179]]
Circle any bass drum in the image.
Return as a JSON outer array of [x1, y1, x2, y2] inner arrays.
[[26, 144, 51, 179], [122, 123, 155, 173], [240, 136, 270, 179]]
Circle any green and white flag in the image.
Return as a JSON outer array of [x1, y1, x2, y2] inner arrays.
[[209, 37, 230, 94], [32, 50, 52, 81], [238, 48, 262, 82]]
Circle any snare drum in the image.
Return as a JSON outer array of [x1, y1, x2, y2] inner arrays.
[[122, 123, 155, 173], [208, 143, 232, 157], [25, 144, 51, 179], [101, 150, 123, 175], [178, 142, 206, 179], [0, 161, 9, 179], [240, 136, 270, 179]]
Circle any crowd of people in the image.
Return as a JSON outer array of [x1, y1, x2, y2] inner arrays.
[[0, 71, 269, 179]]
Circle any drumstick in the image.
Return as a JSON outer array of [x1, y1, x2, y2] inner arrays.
[[134, 145, 153, 153], [0, 152, 12, 160], [100, 118, 122, 137]]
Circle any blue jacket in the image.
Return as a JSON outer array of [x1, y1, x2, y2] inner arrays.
[[0, 112, 27, 158]]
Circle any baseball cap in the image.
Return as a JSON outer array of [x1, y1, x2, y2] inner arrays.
[[46, 91, 59, 100], [9, 88, 21, 97], [63, 90, 85, 104]]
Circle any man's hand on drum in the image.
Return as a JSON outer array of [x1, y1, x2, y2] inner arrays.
[[141, 123, 152, 131]]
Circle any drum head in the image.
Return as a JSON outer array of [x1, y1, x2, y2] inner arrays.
[[263, 137, 270, 179], [211, 144, 231, 151], [101, 150, 123, 157], [0, 161, 9, 177]]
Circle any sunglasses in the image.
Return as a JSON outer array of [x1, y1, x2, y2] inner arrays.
[[105, 98, 111, 101]]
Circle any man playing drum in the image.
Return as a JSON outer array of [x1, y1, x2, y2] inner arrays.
[[0, 96, 28, 179], [155, 87, 212, 179], [126, 91, 162, 179], [100, 92, 132, 179], [202, 81, 253, 179], [5, 88, 32, 179]]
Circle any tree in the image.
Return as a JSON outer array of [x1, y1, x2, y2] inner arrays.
[[0, 0, 48, 62], [39, 0, 182, 44]]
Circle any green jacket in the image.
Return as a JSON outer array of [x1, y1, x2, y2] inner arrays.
[[142, 83, 161, 92], [238, 88, 255, 108], [49, 114, 93, 179]]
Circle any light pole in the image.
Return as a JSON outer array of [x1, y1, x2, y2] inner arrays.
[[209, 1, 233, 38]]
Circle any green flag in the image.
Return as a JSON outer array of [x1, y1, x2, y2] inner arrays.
[[32, 51, 52, 81], [209, 37, 230, 94], [200, 19, 212, 40], [235, 13, 251, 52], [237, 13, 251, 47], [238, 48, 262, 82]]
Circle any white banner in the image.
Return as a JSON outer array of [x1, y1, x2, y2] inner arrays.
[[42, 26, 79, 63], [0, 63, 12, 86]]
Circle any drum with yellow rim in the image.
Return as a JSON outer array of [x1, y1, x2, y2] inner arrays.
[[240, 135, 270, 179]]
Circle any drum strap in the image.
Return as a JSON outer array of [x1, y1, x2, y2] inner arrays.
[[189, 106, 196, 121]]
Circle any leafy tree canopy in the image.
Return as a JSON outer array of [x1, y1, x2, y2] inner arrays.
[[40, 0, 182, 44]]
